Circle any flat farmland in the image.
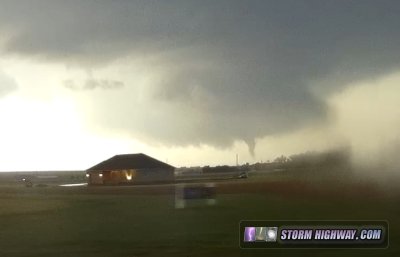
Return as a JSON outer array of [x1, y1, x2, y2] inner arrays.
[[0, 173, 399, 257]]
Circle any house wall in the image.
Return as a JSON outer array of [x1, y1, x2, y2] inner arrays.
[[88, 171, 103, 185], [88, 168, 174, 185], [104, 170, 136, 185]]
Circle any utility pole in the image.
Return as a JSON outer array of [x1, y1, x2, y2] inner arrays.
[[236, 154, 238, 167]]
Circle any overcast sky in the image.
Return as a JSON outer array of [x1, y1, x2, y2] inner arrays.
[[0, 0, 399, 171]]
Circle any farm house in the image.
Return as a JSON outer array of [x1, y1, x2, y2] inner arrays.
[[86, 153, 175, 185]]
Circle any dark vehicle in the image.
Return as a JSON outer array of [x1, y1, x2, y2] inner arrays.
[[237, 172, 248, 179]]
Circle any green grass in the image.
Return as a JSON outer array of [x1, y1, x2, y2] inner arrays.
[[0, 180, 399, 257]]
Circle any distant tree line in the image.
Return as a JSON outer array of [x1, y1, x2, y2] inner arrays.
[[252, 148, 350, 171], [202, 164, 250, 173], [286, 149, 350, 168], [199, 148, 350, 173]]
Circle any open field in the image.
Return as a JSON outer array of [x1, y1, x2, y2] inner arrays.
[[0, 172, 399, 257]]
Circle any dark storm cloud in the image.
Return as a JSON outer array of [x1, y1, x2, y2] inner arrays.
[[1, 0, 400, 153]]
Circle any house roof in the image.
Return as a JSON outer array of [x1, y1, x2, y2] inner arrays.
[[87, 153, 174, 171]]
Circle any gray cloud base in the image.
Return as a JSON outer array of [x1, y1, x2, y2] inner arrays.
[[1, 0, 400, 154]]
